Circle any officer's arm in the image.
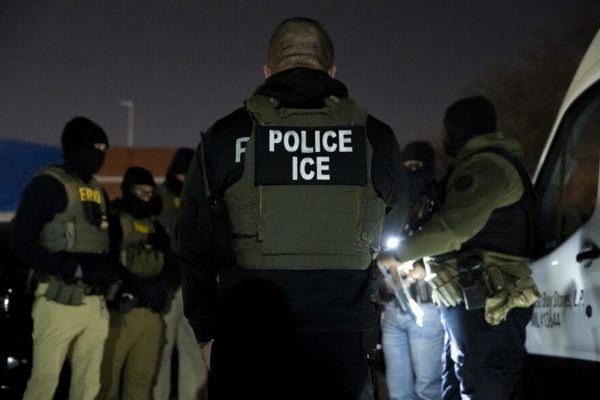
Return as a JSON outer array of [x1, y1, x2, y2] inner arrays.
[[10, 174, 79, 276], [153, 221, 179, 289], [368, 116, 409, 236], [178, 143, 220, 344], [395, 155, 523, 261]]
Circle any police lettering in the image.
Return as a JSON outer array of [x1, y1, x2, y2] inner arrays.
[[269, 129, 353, 181], [236, 137, 250, 163], [78, 187, 102, 204], [292, 156, 330, 181], [269, 129, 353, 153]]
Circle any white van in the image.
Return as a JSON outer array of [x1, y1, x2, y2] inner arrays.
[[524, 29, 600, 396]]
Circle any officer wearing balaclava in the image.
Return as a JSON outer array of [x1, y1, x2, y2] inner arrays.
[[99, 166, 175, 400], [379, 96, 540, 400], [11, 116, 121, 400], [153, 148, 208, 400], [378, 140, 445, 400]]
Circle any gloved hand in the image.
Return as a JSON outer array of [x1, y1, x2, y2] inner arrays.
[[118, 293, 138, 314], [54, 257, 79, 279], [427, 266, 463, 307], [77, 255, 120, 288]]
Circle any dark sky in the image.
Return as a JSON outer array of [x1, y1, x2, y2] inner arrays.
[[1, 0, 597, 150]]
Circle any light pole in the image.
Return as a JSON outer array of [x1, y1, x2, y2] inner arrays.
[[119, 100, 135, 147]]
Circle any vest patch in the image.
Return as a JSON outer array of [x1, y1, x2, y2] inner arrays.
[[133, 221, 151, 234], [454, 175, 474, 191], [254, 126, 367, 185], [78, 187, 102, 204]]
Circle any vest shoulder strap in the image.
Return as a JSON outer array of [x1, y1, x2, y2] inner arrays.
[[38, 166, 80, 207], [244, 94, 368, 126]]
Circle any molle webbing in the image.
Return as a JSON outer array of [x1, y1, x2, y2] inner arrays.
[[223, 94, 385, 270], [119, 212, 163, 277], [38, 166, 109, 254]]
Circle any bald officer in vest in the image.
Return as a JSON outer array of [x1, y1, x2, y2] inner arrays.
[[378, 96, 540, 400], [11, 117, 121, 400], [179, 17, 408, 400]]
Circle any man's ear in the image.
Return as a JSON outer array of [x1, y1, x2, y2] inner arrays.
[[263, 65, 272, 79], [328, 66, 337, 78]]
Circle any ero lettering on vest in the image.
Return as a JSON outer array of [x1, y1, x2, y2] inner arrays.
[[133, 222, 150, 234], [78, 187, 102, 204]]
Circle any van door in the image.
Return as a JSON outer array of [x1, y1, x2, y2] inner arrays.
[[526, 80, 600, 361]]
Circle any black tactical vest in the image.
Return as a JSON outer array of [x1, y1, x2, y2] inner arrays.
[[441, 147, 535, 258]]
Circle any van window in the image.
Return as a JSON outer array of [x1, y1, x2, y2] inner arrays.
[[536, 83, 600, 254]]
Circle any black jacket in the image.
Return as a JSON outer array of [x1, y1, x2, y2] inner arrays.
[[179, 68, 408, 342]]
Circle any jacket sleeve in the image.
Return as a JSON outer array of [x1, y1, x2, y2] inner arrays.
[[10, 174, 79, 276], [367, 116, 409, 242], [153, 220, 179, 289], [395, 153, 524, 261], [178, 142, 220, 343]]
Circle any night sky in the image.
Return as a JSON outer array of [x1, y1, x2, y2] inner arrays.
[[1, 0, 597, 150]]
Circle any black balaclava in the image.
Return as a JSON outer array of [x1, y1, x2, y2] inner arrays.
[[403, 141, 435, 202], [61, 117, 109, 181], [443, 96, 497, 158], [120, 166, 162, 218], [165, 148, 194, 195]]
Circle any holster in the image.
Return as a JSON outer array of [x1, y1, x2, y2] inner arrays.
[[457, 253, 487, 310]]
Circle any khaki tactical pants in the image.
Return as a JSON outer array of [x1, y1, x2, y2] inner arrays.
[[99, 307, 163, 400], [153, 288, 207, 400], [23, 283, 109, 400]]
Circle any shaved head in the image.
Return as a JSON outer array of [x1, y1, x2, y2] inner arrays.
[[267, 17, 334, 74]]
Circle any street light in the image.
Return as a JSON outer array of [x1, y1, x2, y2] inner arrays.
[[119, 100, 135, 147]]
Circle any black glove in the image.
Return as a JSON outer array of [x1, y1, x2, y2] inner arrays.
[[138, 279, 167, 313], [76, 255, 120, 288], [118, 293, 138, 314], [52, 257, 79, 279]]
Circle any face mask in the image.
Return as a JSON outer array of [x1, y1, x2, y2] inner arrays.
[[406, 166, 434, 202], [122, 193, 163, 219], [165, 174, 184, 196], [63, 147, 106, 179]]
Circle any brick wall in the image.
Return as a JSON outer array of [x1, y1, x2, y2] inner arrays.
[[97, 147, 176, 199]]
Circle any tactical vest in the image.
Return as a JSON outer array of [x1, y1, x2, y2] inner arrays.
[[441, 147, 535, 258], [38, 166, 110, 254], [223, 94, 386, 270], [157, 183, 180, 250], [119, 211, 163, 278]]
